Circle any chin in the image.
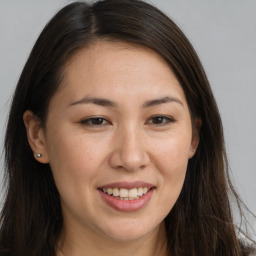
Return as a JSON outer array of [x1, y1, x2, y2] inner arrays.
[[98, 218, 160, 242]]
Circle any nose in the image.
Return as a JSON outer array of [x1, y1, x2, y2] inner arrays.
[[109, 126, 150, 172]]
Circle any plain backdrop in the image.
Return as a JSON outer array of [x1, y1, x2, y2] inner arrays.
[[0, 0, 255, 237]]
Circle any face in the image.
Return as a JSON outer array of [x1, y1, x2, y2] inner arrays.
[[25, 40, 199, 243]]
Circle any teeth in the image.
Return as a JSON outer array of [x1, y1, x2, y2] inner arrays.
[[113, 188, 119, 196], [137, 187, 143, 196], [120, 188, 129, 197], [129, 188, 137, 197], [102, 187, 150, 199], [107, 188, 113, 195]]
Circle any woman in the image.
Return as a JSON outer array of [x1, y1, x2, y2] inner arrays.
[[1, 0, 255, 255]]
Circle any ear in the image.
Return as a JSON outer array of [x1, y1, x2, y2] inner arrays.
[[23, 110, 49, 164], [188, 118, 202, 159]]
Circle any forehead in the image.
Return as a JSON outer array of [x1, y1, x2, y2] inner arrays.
[[65, 40, 174, 78], [52, 40, 187, 109]]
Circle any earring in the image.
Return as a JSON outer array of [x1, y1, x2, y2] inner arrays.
[[36, 153, 42, 158]]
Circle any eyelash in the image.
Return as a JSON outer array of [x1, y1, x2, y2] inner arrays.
[[80, 115, 175, 127], [80, 117, 110, 127], [146, 115, 175, 126]]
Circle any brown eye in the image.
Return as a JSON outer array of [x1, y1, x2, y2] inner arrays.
[[147, 116, 174, 125], [81, 117, 109, 126]]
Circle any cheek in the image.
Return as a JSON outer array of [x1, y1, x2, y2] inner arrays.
[[45, 128, 109, 221], [159, 141, 189, 187], [45, 126, 105, 190], [152, 132, 192, 171], [151, 134, 191, 208]]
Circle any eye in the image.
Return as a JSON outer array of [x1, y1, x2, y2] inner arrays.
[[146, 115, 175, 126], [80, 117, 110, 127]]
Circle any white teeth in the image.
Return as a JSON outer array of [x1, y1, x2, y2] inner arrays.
[[107, 188, 113, 195], [129, 188, 137, 197], [102, 187, 151, 199], [137, 187, 143, 196], [120, 188, 129, 197], [113, 188, 119, 196]]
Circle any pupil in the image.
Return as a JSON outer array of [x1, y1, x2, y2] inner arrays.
[[92, 118, 103, 125], [153, 117, 163, 124]]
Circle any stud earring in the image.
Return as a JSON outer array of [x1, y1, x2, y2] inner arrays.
[[36, 153, 42, 158]]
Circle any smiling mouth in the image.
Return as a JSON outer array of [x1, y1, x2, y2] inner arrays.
[[98, 183, 155, 211], [99, 187, 151, 200]]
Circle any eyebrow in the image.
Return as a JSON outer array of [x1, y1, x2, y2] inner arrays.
[[142, 96, 183, 108], [69, 96, 183, 108], [69, 97, 117, 107]]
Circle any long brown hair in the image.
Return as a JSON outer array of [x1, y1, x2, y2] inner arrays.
[[1, 1, 254, 255]]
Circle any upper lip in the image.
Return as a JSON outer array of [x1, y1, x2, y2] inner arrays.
[[98, 181, 155, 190]]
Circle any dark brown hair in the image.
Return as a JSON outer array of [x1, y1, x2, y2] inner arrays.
[[1, 1, 254, 255]]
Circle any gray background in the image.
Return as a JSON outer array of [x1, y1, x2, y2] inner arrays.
[[0, 0, 255, 237]]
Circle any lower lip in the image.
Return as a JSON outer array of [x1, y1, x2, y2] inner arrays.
[[98, 189, 155, 212]]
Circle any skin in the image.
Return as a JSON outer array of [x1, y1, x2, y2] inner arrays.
[[24, 40, 200, 256]]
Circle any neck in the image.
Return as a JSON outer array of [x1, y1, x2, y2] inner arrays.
[[57, 222, 167, 256]]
